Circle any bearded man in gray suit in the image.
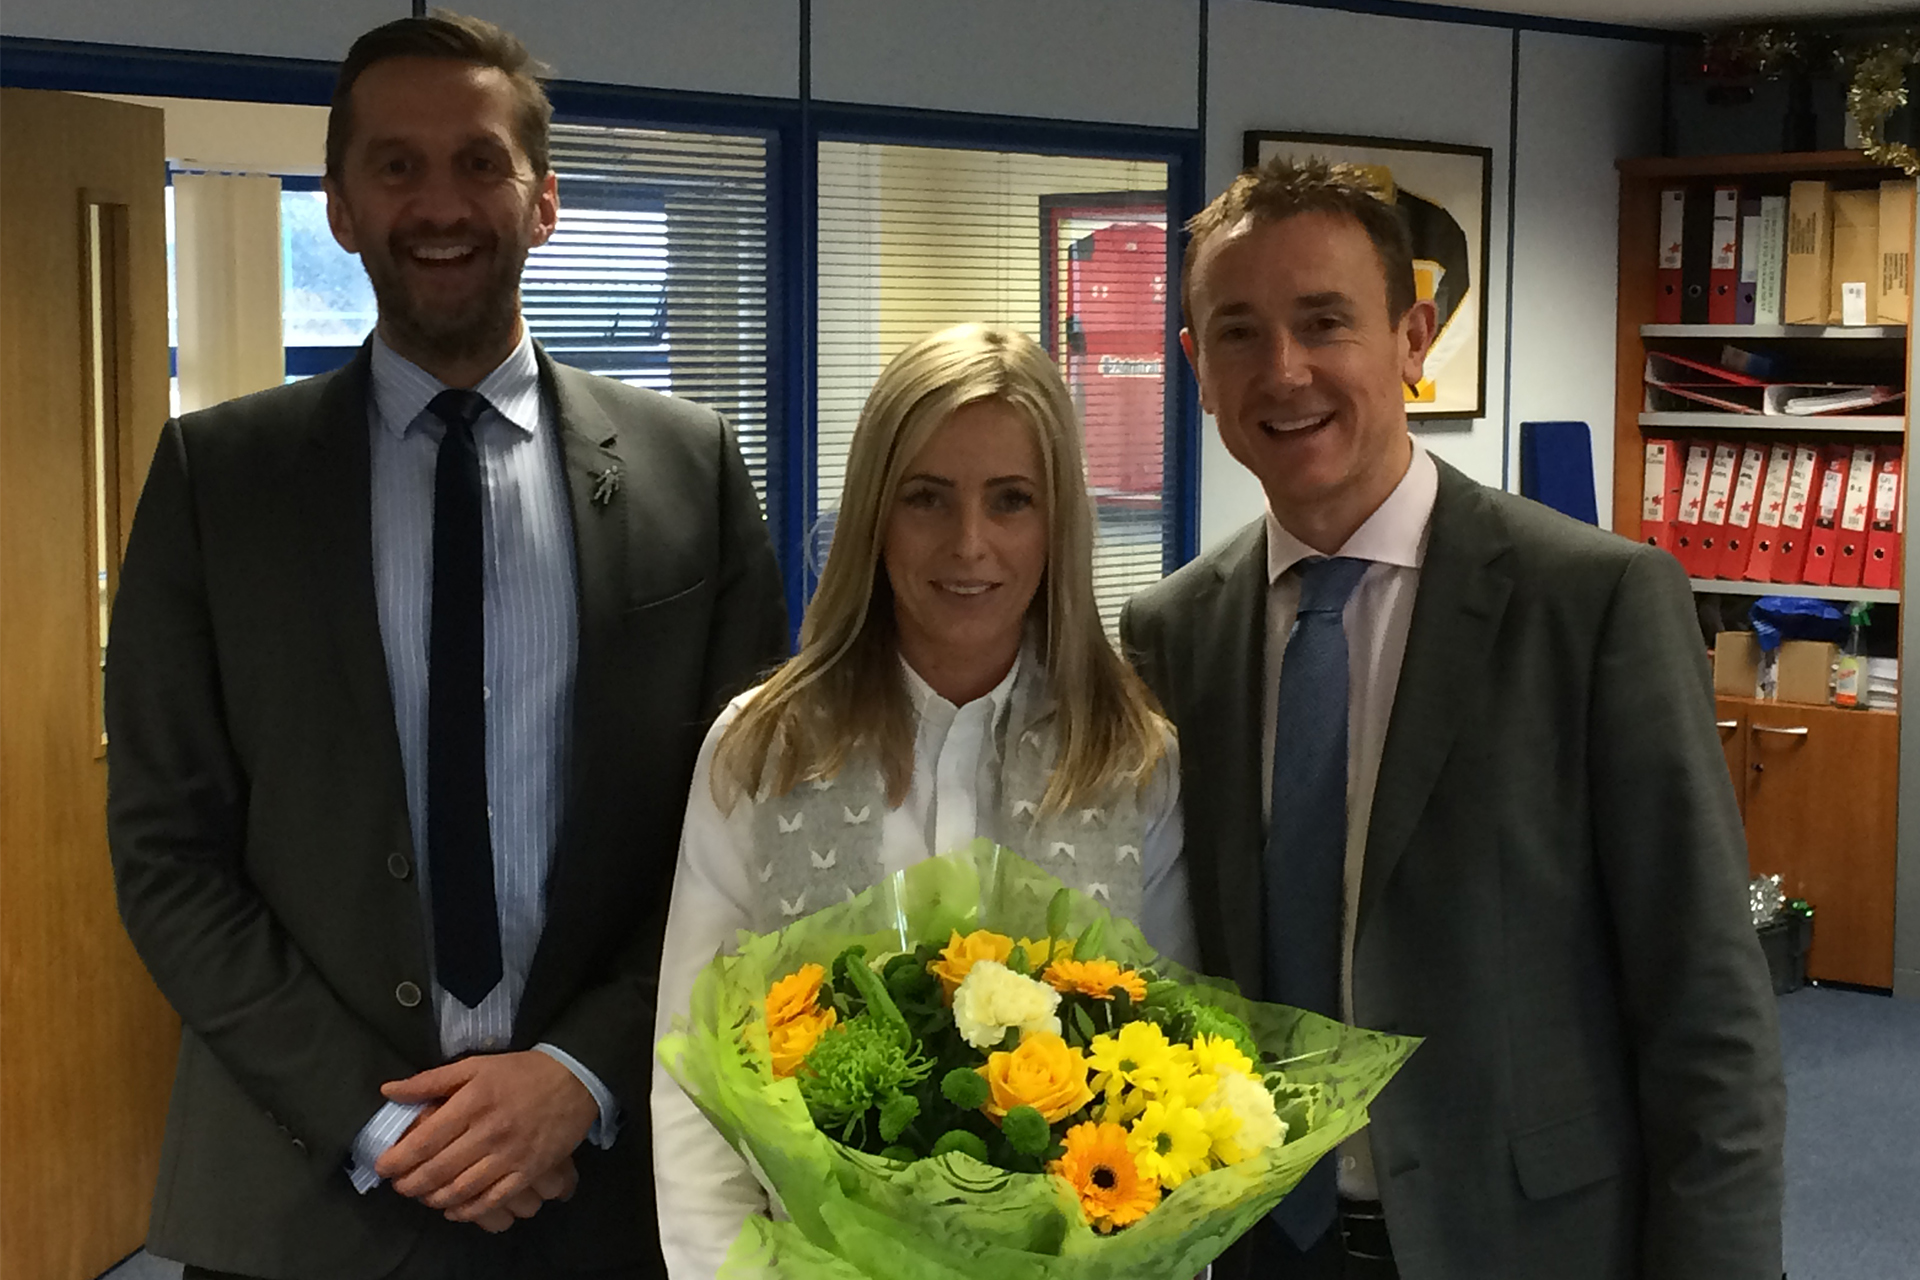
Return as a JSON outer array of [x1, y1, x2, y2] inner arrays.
[[106, 13, 785, 1278], [1121, 158, 1783, 1280]]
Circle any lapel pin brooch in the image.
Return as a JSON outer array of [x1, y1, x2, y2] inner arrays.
[[590, 461, 623, 508]]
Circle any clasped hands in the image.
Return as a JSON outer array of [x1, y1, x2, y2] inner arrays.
[[373, 1049, 598, 1233]]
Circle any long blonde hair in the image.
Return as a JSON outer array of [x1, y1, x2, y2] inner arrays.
[[713, 322, 1167, 815]]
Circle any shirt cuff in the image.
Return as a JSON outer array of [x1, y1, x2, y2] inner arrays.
[[534, 1041, 621, 1149], [347, 1100, 425, 1193]]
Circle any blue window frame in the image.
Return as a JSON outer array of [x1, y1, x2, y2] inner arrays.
[[3, 37, 1201, 636]]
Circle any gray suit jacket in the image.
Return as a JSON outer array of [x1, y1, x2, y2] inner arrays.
[[1120, 460, 1784, 1280], [105, 345, 787, 1278]]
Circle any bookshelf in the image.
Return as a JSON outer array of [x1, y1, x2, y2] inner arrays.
[[1638, 412, 1906, 434], [1688, 579, 1899, 605], [1614, 151, 1913, 992]]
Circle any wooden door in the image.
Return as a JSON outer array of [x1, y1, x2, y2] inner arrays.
[[1714, 697, 1748, 824], [1, 89, 176, 1279], [1744, 700, 1899, 988]]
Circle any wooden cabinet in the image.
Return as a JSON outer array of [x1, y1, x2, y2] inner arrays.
[[1714, 696, 1898, 988]]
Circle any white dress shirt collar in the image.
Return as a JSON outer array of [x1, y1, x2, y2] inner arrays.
[[370, 326, 543, 441], [1265, 444, 1439, 584], [899, 645, 1024, 726]]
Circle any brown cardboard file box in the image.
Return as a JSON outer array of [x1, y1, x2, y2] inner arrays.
[[1776, 639, 1837, 705], [1713, 631, 1761, 698], [1830, 189, 1880, 324]]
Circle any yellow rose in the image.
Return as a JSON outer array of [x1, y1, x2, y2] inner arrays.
[[928, 929, 1014, 1001], [769, 1005, 836, 1078], [766, 962, 828, 1028], [980, 1030, 1095, 1123]]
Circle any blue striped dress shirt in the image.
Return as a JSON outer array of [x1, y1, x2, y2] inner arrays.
[[348, 331, 616, 1192]]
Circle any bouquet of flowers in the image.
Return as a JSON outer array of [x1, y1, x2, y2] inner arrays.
[[657, 842, 1418, 1278]]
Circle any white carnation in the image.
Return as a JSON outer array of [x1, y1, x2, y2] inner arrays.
[[1201, 1071, 1285, 1161], [951, 960, 1061, 1050]]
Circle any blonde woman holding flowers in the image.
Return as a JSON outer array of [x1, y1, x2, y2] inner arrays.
[[650, 323, 1200, 1277]]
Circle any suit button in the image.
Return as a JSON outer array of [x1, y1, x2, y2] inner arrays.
[[395, 981, 422, 1008], [387, 851, 411, 880]]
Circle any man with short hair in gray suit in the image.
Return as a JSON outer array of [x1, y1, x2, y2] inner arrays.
[[1122, 157, 1784, 1280], [105, 12, 785, 1278]]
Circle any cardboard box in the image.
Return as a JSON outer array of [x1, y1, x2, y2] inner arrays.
[[1776, 639, 1837, 705], [1829, 188, 1880, 325], [1714, 631, 1762, 697], [1880, 179, 1915, 325], [1783, 181, 1832, 325]]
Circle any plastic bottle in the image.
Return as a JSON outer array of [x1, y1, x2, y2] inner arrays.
[[1831, 602, 1869, 710]]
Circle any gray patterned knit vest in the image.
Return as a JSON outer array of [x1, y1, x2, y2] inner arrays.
[[742, 658, 1146, 933]]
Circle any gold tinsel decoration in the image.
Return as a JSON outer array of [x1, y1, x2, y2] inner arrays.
[[1704, 25, 1919, 175], [1848, 38, 1918, 176]]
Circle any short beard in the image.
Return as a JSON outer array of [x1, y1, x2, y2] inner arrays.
[[363, 231, 528, 368]]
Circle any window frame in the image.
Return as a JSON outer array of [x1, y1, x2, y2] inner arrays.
[[2, 38, 1203, 636]]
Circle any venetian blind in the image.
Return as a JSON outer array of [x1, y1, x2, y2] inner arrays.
[[531, 122, 772, 503], [816, 140, 1172, 634]]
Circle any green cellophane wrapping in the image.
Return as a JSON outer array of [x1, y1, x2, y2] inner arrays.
[[657, 842, 1419, 1279]]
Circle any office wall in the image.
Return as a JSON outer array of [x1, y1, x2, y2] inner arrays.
[[4, 0, 1662, 547], [1510, 30, 1663, 532], [812, 0, 1199, 130], [1205, 1, 1514, 549]]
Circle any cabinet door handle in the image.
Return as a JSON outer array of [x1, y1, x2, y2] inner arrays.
[[1753, 725, 1810, 737], [1715, 719, 1739, 729]]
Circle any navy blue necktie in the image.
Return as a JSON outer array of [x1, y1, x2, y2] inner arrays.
[[426, 389, 502, 1009], [1265, 555, 1369, 1250]]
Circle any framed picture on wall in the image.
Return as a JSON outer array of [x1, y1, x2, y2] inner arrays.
[[1244, 130, 1492, 419]]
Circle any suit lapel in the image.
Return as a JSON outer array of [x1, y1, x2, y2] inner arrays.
[[1357, 462, 1512, 937], [294, 348, 408, 785], [1188, 523, 1271, 994]]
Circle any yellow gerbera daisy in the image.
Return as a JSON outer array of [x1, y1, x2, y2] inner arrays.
[[1050, 1121, 1161, 1232], [1042, 958, 1148, 1003], [1126, 1098, 1214, 1188]]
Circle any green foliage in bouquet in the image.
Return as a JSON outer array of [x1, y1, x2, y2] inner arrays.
[[657, 841, 1419, 1279]]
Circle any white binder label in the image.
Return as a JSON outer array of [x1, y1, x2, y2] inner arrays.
[[1755, 443, 1793, 528], [1658, 190, 1685, 270], [1841, 446, 1876, 532], [1782, 446, 1819, 528], [1701, 443, 1739, 524], [1642, 441, 1670, 521], [1678, 444, 1712, 523], [1726, 445, 1766, 529]]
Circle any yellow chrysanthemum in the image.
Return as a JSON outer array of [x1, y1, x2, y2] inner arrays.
[[1189, 1032, 1255, 1081], [1085, 1021, 1182, 1100], [1042, 958, 1147, 1003], [1126, 1098, 1214, 1188], [1050, 1121, 1161, 1232], [768, 1005, 836, 1078], [928, 929, 1015, 1001]]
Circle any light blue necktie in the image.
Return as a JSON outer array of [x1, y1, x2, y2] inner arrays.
[[1265, 555, 1369, 1250]]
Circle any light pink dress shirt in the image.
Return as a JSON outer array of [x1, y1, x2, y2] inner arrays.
[[1260, 444, 1439, 1200]]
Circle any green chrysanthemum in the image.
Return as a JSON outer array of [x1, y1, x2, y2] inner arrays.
[[797, 1013, 932, 1142]]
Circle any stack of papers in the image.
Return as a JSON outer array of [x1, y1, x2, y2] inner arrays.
[[1644, 351, 1905, 416], [1867, 657, 1898, 712]]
